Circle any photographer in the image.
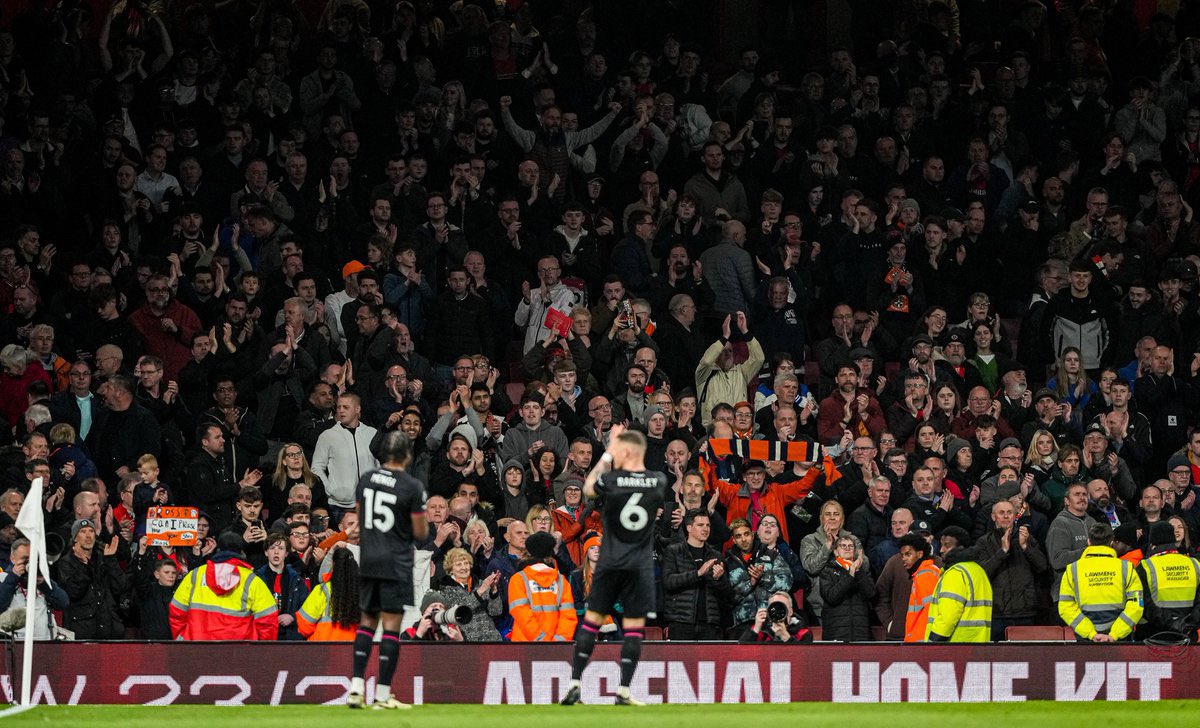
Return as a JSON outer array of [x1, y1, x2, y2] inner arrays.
[[402, 590, 467, 642], [0, 538, 69, 640], [729, 514, 801, 632], [739, 591, 813, 643]]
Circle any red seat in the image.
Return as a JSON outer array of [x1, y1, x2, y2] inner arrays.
[[642, 626, 664, 641], [809, 626, 823, 641], [792, 588, 805, 609], [1005, 625, 1068, 641], [804, 361, 819, 388]]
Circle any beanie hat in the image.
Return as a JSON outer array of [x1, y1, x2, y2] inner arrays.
[[70, 518, 95, 543]]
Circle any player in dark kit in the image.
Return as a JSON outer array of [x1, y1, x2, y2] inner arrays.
[[562, 425, 669, 706], [347, 432, 428, 710]]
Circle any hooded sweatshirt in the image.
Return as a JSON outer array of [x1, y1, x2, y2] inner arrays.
[[498, 419, 568, 465], [169, 551, 279, 640]]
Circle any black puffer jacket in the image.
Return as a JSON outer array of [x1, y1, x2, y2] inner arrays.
[[54, 548, 127, 640], [973, 527, 1050, 618], [818, 560, 876, 641], [661, 540, 732, 627]]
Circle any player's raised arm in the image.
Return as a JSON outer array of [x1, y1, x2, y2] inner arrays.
[[584, 423, 625, 498]]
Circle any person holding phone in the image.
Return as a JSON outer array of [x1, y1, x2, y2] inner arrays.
[[223, 485, 269, 567]]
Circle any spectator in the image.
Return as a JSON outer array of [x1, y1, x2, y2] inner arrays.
[[54, 519, 126, 640], [87, 374, 161, 485], [0, 538, 69, 640], [819, 534, 876, 642], [431, 547, 503, 642], [661, 509, 731, 640], [311, 393, 379, 523]]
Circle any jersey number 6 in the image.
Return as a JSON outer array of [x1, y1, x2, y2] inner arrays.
[[620, 492, 649, 531], [363, 489, 397, 532]]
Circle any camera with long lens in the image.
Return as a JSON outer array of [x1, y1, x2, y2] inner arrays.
[[430, 604, 473, 627], [766, 601, 789, 624]]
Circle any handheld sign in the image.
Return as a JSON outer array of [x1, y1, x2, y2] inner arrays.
[[146, 506, 200, 546]]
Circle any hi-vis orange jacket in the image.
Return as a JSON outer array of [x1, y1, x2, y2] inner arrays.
[[905, 558, 941, 642], [508, 563, 577, 642], [701, 456, 839, 543], [296, 579, 358, 641], [170, 555, 278, 640]]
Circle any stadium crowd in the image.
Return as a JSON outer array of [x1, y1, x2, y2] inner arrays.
[[1, 0, 1200, 644]]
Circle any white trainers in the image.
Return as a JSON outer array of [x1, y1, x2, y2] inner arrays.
[[372, 697, 413, 710], [346, 691, 364, 709]]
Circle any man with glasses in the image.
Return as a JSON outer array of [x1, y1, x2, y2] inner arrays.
[[50, 360, 101, 440], [515, 254, 577, 353], [610, 211, 656, 296], [413, 191, 467, 288], [128, 274, 202, 380], [347, 302, 392, 404]]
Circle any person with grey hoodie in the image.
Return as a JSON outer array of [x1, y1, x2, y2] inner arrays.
[[499, 394, 569, 466]]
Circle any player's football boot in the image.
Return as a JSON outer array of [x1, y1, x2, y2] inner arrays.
[[372, 697, 413, 710], [560, 685, 582, 706]]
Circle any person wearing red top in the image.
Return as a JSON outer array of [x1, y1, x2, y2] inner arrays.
[[0, 344, 51, 434], [127, 274, 202, 380], [818, 362, 886, 444]]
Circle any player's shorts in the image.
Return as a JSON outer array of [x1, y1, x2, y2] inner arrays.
[[359, 576, 413, 614], [586, 567, 654, 618]]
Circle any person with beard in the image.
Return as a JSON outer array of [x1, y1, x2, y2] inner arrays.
[[198, 372, 269, 470], [951, 387, 1017, 442], [127, 275, 202, 381], [1085, 478, 1131, 529], [818, 363, 886, 445], [684, 142, 750, 228]]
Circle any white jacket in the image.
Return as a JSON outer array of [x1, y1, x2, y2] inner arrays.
[[311, 422, 379, 507]]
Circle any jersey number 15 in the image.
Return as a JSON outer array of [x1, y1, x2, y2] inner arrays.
[[363, 490, 397, 532]]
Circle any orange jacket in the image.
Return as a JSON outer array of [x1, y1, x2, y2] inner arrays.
[[296, 580, 358, 641], [552, 506, 603, 565], [508, 563, 577, 642], [701, 456, 838, 543], [1121, 549, 1143, 568], [905, 559, 941, 642]]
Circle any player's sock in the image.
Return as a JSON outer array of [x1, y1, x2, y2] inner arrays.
[[619, 628, 644, 688], [376, 630, 402, 701], [352, 626, 374, 680], [350, 677, 365, 695], [570, 619, 602, 681]]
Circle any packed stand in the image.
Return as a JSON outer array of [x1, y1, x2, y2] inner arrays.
[[1, 0, 1200, 643]]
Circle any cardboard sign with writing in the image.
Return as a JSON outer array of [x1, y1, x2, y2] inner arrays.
[[543, 307, 572, 338], [146, 506, 199, 546]]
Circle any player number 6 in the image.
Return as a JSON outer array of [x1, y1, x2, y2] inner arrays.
[[619, 493, 649, 531]]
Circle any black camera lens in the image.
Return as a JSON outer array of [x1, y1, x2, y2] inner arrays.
[[767, 601, 788, 623]]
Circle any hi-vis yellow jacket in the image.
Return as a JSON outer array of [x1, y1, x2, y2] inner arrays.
[[927, 560, 993, 642], [1058, 545, 1144, 640]]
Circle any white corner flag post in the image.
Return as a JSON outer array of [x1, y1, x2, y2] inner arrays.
[[14, 477, 51, 707]]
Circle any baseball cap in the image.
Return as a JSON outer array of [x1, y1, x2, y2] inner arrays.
[[1033, 388, 1058, 403], [342, 260, 367, 279], [909, 520, 932, 535], [1084, 421, 1109, 439], [848, 347, 875, 360], [940, 207, 966, 222], [911, 333, 934, 348], [1019, 198, 1041, 215], [998, 437, 1022, 452]]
